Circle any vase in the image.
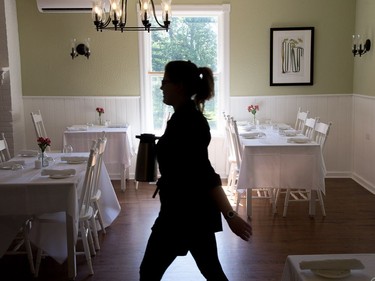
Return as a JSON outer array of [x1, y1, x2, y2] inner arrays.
[[250, 115, 256, 125], [98, 115, 103, 126], [39, 151, 49, 167]]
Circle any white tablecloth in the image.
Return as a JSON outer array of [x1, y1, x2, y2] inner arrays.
[[63, 126, 135, 191], [281, 254, 375, 281], [236, 128, 326, 217], [0, 152, 120, 279]]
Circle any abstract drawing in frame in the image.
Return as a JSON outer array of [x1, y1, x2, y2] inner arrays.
[[270, 27, 314, 86]]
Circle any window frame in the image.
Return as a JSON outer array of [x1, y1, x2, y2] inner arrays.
[[138, 4, 230, 135]]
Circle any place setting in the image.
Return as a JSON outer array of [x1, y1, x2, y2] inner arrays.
[[41, 168, 77, 179], [0, 160, 25, 170], [240, 131, 267, 139], [299, 258, 365, 279]]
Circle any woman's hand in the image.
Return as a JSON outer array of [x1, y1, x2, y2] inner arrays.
[[226, 215, 252, 241]]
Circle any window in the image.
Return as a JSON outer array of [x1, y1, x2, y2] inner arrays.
[[139, 5, 230, 135]]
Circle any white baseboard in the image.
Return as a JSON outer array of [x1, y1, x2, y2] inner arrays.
[[352, 173, 375, 195]]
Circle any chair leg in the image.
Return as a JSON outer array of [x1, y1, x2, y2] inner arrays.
[[23, 221, 35, 275], [283, 189, 291, 217], [317, 190, 326, 216], [269, 188, 277, 214], [34, 248, 43, 278], [85, 220, 96, 255], [94, 201, 106, 235], [90, 215, 100, 251], [80, 223, 94, 275]]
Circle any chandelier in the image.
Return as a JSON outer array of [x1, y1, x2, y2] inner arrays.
[[92, 0, 171, 32]]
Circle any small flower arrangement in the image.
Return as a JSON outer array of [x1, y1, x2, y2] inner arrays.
[[248, 104, 259, 115], [37, 137, 51, 152], [96, 107, 105, 116], [248, 104, 259, 124]]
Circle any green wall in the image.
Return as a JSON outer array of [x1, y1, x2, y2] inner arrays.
[[354, 0, 375, 96], [17, 0, 356, 97]]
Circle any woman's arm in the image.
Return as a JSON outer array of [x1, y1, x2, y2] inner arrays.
[[210, 186, 252, 241]]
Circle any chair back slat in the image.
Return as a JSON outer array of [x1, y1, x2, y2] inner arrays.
[[224, 114, 235, 162], [303, 117, 319, 139], [229, 118, 242, 171], [313, 121, 332, 150], [92, 136, 107, 196], [0, 133, 11, 162], [294, 107, 309, 131], [79, 141, 99, 216]]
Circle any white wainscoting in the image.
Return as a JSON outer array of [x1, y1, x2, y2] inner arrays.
[[23, 94, 375, 194], [352, 95, 375, 194]]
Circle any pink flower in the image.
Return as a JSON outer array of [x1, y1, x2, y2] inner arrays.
[[96, 107, 105, 116], [37, 137, 51, 152], [247, 105, 259, 115]]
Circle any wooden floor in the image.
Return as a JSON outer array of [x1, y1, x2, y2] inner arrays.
[[1, 178, 375, 281]]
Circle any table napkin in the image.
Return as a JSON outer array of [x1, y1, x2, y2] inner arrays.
[[60, 156, 89, 162], [299, 259, 364, 270], [0, 160, 26, 168], [66, 125, 88, 131], [282, 129, 298, 136], [41, 169, 76, 176], [18, 150, 39, 156], [287, 137, 310, 143], [278, 124, 292, 130], [107, 124, 128, 128]]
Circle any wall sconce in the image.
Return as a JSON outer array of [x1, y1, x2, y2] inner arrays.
[[0, 67, 9, 85], [70, 38, 90, 59], [352, 34, 371, 57]]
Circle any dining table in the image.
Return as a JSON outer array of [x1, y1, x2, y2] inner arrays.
[[281, 253, 375, 281], [236, 124, 326, 217], [0, 152, 121, 280], [63, 125, 135, 192]]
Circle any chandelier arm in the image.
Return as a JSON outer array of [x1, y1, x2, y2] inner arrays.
[[150, 0, 168, 29], [120, 0, 128, 30]]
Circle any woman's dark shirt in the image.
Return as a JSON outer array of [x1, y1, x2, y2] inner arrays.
[[154, 101, 223, 235]]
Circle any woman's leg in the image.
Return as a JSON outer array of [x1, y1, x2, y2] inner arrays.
[[189, 233, 229, 281], [139, 229, 178, 281]]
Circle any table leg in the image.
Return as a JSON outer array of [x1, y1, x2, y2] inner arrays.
[[121, 165, 127, 192], [66, 214, 76, 280], [246, 189, 252, 218], [309, 190, 316, 217]]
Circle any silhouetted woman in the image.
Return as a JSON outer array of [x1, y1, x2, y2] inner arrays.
[[140, 60, 252, 281]]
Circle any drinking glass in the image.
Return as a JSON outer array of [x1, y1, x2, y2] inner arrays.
[[63, 144, 73, 154], [11, 164, 24, 177]]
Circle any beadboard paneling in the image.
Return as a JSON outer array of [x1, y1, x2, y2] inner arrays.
[[352, 95, 375, 193], [22, 94, 375, 194]]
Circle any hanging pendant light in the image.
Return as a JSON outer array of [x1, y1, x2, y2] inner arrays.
[[92, 0, 171, 33]]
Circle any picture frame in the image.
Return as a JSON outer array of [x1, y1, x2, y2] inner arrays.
[[270, 27, 314, 86]]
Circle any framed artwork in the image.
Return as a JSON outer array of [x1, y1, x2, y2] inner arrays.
[[270, 27, 314, 86]]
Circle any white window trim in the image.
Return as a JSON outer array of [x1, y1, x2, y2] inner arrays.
[[138, 4, 230, 134]]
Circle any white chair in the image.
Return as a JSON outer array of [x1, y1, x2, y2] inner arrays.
[[30, 110, 50, 151], [30, 110, 47, 139], [303, 117, 319, 139], [0, 133, 11, 162], [294, 107, 309, 131], [229, 118, 276, 214], [312, 121, 332, 149], [34, 143, 99, 277], [223, 114, 237, 197], [282, 119, 330, 217], [90, 135, 108, 250]]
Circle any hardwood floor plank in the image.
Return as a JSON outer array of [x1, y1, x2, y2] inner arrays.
[[1, 178, 375, 280]]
